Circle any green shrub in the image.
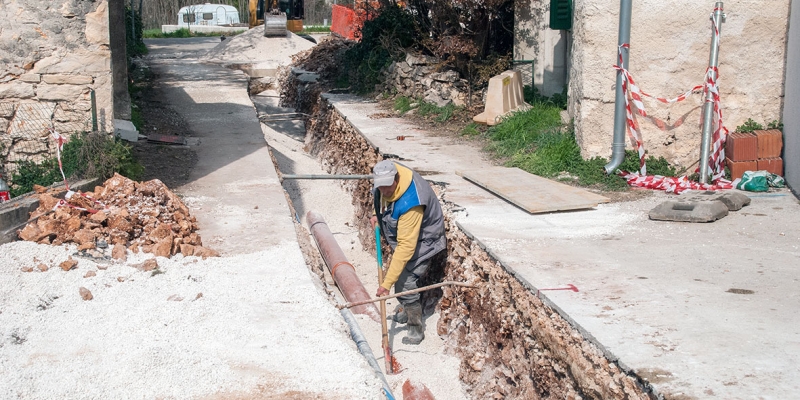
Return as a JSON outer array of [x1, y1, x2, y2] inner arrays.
[[461, 123, 484, 137], [417, 101, 458, 123], [735, 118, 763, 133], [767, 119, 783, 131], [344, 7, 420, 93], [482, 103, 678, 191], [393, 96, 412, 114], [9, 133, 143, 197]]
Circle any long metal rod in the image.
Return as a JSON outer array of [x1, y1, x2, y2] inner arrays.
[[699, 2, 725, 184], [604, 0, 633, 174], [337, 281, 477, 310], [282, 174, 373, 180], [340, 308, 396, 400]]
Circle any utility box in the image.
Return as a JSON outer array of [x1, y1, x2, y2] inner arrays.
[[550, 0, 572, 30]]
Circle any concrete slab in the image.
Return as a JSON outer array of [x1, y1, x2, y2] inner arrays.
[[458, 166, 608, 213], [681, 189, 752, 211], [324, 93, 800, 398], [648, 199, 729, 222], [145, 38, 297, 255]]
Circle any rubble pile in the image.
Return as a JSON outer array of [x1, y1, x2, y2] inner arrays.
[[279, 36, 354, 111], [18, 174, 218, 259]]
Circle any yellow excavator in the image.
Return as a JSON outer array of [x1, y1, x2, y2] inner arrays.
[[248, 0, 304, 36]]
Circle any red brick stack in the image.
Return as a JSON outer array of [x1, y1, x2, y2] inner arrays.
[[755, 129, 783, 175], [725, 129, 783, 179]]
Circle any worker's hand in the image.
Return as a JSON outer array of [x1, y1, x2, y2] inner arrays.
[[370, 215, 378, 229], [376, 286, 390, 297]]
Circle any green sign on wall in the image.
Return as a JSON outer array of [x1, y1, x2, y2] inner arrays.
[[550, 0, 573, 30]]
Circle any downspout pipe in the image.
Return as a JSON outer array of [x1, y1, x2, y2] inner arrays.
[[340, 308, 396, 400], [604, 0, 633, 175], [307, 210, 381, 322], [698, 3, 725, 184]]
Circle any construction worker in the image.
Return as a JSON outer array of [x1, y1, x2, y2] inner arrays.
[[370, 160, 446, 345]]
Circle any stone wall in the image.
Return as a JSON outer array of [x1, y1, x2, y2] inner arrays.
[[0, 0, 114, 178], [568, 0, 789, 168], [384, 54, 472, 107]]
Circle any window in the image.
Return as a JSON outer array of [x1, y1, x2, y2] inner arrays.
[[183, 14, 196, 23], [203, 13, 214, 20]]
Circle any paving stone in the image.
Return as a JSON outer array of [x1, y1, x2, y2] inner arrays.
[[648, 199, 729, 222], [680, 190, 751, 211]]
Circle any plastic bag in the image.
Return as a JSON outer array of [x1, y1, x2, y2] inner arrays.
[[735, 170, 784, 192]]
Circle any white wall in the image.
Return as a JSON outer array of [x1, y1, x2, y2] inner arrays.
[[517, 0, 790, 169], [783, 0, 799, 194]]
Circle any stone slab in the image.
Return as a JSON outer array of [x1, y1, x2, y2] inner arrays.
[[113, 119, 139, 142], [648, 199, 729, 222], [680, 190, 751, 211], [457, 167, 609, 214]]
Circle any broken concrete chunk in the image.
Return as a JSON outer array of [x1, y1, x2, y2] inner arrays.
[[60, 257, 78, 271], [84, 271, 96, 278], [37, 264, 49, 272], [79, 287, 93, 300], [167, 294, 183, 301], [193, 246, 220, 258], [141, 258, 158, 272], [111, 244, 127, 261], [21, 266, 34, 272]]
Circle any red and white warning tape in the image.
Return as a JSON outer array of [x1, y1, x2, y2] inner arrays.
[[620, 173, 732, 194], [48, 129, 108, 213], [612, 9, 730, 193]]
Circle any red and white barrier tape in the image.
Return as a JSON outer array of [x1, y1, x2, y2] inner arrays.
[[48, 129, 108, 213], [612, 9, 729, 192], [620, 172, 733, 194], [50, 129, 70, 191]]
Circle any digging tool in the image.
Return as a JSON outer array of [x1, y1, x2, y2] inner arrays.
[[375, 224, 394, 374], [338, 281, 477, 310], [373, 188, 396, 374]]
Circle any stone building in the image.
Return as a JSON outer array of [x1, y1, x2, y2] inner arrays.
[[515, 0, 790, 170], [0, 0, 126, 179]]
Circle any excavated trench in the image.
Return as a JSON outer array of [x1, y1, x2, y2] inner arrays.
[[263, 73, 659, 399]]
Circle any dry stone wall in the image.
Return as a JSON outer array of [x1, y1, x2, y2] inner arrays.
[[568, 0, 789, 168], [384, 54, 472, 107], [0, 0, 114, 179], [291, 80, 656, 397]]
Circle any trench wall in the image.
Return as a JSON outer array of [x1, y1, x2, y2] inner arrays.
[[284, 78, 657, 398]]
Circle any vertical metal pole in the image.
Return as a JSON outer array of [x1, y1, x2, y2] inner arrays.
[[129, 0, 136, 44], [699, 3, 725, 183], [604, 0, 633, 174], [90, 89, 98, 132]]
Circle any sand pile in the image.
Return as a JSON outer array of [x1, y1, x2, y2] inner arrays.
[[18, 174, 218, 259], [204, 26, 315, 63]]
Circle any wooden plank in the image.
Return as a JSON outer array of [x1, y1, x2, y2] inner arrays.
[[457, 167, 609, 214]]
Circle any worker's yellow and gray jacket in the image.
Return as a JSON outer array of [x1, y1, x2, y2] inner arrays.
[[377, 163, 446, 291]]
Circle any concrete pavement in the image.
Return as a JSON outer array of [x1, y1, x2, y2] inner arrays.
[[324, 93, 800, 399]]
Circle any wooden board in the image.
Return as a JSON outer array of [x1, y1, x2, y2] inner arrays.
[[457, 167, 609, 214]]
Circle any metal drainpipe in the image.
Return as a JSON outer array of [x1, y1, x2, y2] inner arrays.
[[603, 0, 633, 174], [340, 308, 396, 400], [698, 3, 725, 184], [307, 210, 381, 322]]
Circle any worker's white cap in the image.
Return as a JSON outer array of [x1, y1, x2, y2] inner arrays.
[[372, 160, 397, 189]]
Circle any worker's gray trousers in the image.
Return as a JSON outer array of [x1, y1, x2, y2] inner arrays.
[[394, 257, 432, 305]]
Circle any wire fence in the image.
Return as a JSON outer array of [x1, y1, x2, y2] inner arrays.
[[0, 100, 93, 193]]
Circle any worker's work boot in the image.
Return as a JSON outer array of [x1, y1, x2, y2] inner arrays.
[[402, 302, 424, 345], [392, 304, 408, 324]]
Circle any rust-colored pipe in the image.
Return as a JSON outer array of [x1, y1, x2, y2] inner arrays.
[[307, 211, 380, 322]]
